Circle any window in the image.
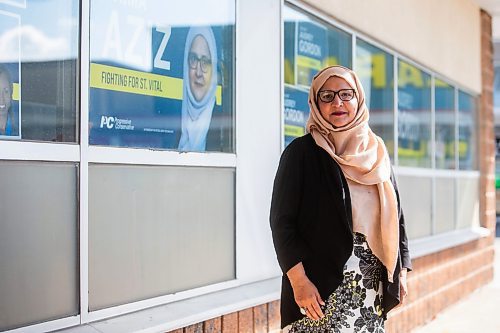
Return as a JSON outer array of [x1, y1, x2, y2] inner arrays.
[[0, 161, 78, 331], [88, 164, 235, 310], [283, 5, 351, 147], [397, 60, 432, 168], [355, 39, 394, 158], [435, 79, 456, 169], [89, 0, 235, 153], [458, 90, 477, 170], [0, 0, 79, 142]]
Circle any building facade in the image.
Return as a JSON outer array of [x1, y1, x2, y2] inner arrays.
[[0, 0, 496, 332]]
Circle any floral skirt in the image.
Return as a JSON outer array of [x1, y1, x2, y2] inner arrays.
[[284, 232, 385, 333]]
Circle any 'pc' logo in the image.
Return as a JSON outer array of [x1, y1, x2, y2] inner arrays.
[[100, 116, 115, 129]]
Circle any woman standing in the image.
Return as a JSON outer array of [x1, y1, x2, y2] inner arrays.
[[270, 65, 412, 332]]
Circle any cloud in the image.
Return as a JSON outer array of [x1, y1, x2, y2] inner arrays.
[[0, 25, 72, 62]]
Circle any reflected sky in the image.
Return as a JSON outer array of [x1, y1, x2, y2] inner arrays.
[[91, 0, 235, 71], [0, 0, 78, 62]]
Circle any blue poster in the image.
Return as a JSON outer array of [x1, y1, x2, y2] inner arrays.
[[89, 2, 234, 152], [296, 21, 326, 86], [284, 85, 309, 147]]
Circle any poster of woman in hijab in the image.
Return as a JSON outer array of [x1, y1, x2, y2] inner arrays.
[[178, 27, 218, 152], [0, 11, 21, 139], [88, 1, 234, 151]]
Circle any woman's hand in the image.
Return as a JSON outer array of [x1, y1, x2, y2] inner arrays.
[[399, 268, 408, 304], [287, 262, 325, 321]]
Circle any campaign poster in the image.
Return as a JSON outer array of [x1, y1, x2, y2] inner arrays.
[[89, 1, 234, 152], [0, 10, 21, 139], [284, 85, 309, 147], [296, 21, 326, 87]]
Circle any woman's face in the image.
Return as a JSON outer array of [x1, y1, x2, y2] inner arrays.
[[317, 76, 358, 128], [188, 35, 213, 102], [0, 73, 12, 117]]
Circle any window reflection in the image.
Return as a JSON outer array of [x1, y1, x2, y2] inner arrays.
[[0, 0, 79, 143], [458, 91, 476, 170], [283, 5, 351, 147], [397, 60, 432, 168], [356, 39, 394, 159], [435, 79, 455, 169]]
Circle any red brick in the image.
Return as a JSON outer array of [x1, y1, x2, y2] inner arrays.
[[221, 312, 238, 333], [185, 323, 203, 333], [204, 317, 221, 333], [267, 300, 281, 332], [237, 308, 253, 333], [253, 304, 267, 333]]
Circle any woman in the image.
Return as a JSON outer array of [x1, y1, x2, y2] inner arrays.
[[270, 65, 412, 332], [178, 27, 218, 152], [0, 65, 17, 137]]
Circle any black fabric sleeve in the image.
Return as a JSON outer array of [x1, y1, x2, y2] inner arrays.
[[270, 143, 310, 274], [390, 168, 413, 272]]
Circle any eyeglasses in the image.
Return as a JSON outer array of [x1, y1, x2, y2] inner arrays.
[[188, 52, 212, 73], [317, 89, 356, 103]]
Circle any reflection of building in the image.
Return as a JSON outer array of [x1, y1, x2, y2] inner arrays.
[[0, 1, 497, 333]]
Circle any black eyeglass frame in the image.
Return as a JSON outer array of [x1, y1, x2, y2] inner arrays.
[[187, 52, 212, 73], [317, 89, 356, 103]]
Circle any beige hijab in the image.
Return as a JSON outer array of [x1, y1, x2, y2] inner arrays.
[[306, 65, 399, 282]]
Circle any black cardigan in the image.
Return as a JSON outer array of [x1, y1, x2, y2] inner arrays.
[[270, 134, 412, 329]]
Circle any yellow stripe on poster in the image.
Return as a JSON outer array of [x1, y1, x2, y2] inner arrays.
[[12, 83, 20, 101], [296, 55, 322, 70], [90, 63, 221, 105], [285, 124, 305, 137]]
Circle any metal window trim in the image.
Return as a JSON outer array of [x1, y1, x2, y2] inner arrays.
[[2, 316, 80, 333]]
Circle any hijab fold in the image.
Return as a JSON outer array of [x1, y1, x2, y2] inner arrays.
[[306, 66, 399, 282]]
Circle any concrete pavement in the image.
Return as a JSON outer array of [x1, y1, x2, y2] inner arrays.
[[412, 238, 500, 333]]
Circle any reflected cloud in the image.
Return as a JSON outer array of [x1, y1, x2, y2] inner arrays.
[[0, 25, 70, 62]]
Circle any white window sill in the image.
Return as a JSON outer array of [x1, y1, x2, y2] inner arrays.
[[58, 277, 281, 333], [408, 227, 491, 259]]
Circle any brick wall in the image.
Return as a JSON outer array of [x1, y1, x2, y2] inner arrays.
[[479, 10, 497, 235], [167, 301, 281, 333], [167, 8, 496, 333]]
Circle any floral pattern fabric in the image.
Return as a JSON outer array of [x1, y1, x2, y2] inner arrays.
[[284, 232, 385, 333]]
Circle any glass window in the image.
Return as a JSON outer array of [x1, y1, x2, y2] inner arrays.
[[0, 0, 79, 142], [458, 91, 477, 170], [457, 177, 480, 229], [435, 177, 455, 233], [355, 39, 394, 159], [0, 161, 78, 331], [398, 175, 432, 239], [435, 79, 456, 169], [283, 5, 351, 147], [89, 0, 235, 153], [88, 164, 235, 310], [397, 60, 432, 167], [284, 6, 352, 146]]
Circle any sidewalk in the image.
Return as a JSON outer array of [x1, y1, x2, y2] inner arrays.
[[412, 238, 500, 333]]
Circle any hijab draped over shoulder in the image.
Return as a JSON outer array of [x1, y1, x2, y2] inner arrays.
[[306, 65, 399, 282]]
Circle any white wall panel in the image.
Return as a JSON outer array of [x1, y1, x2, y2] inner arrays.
[[236, 0, 283, 281]]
